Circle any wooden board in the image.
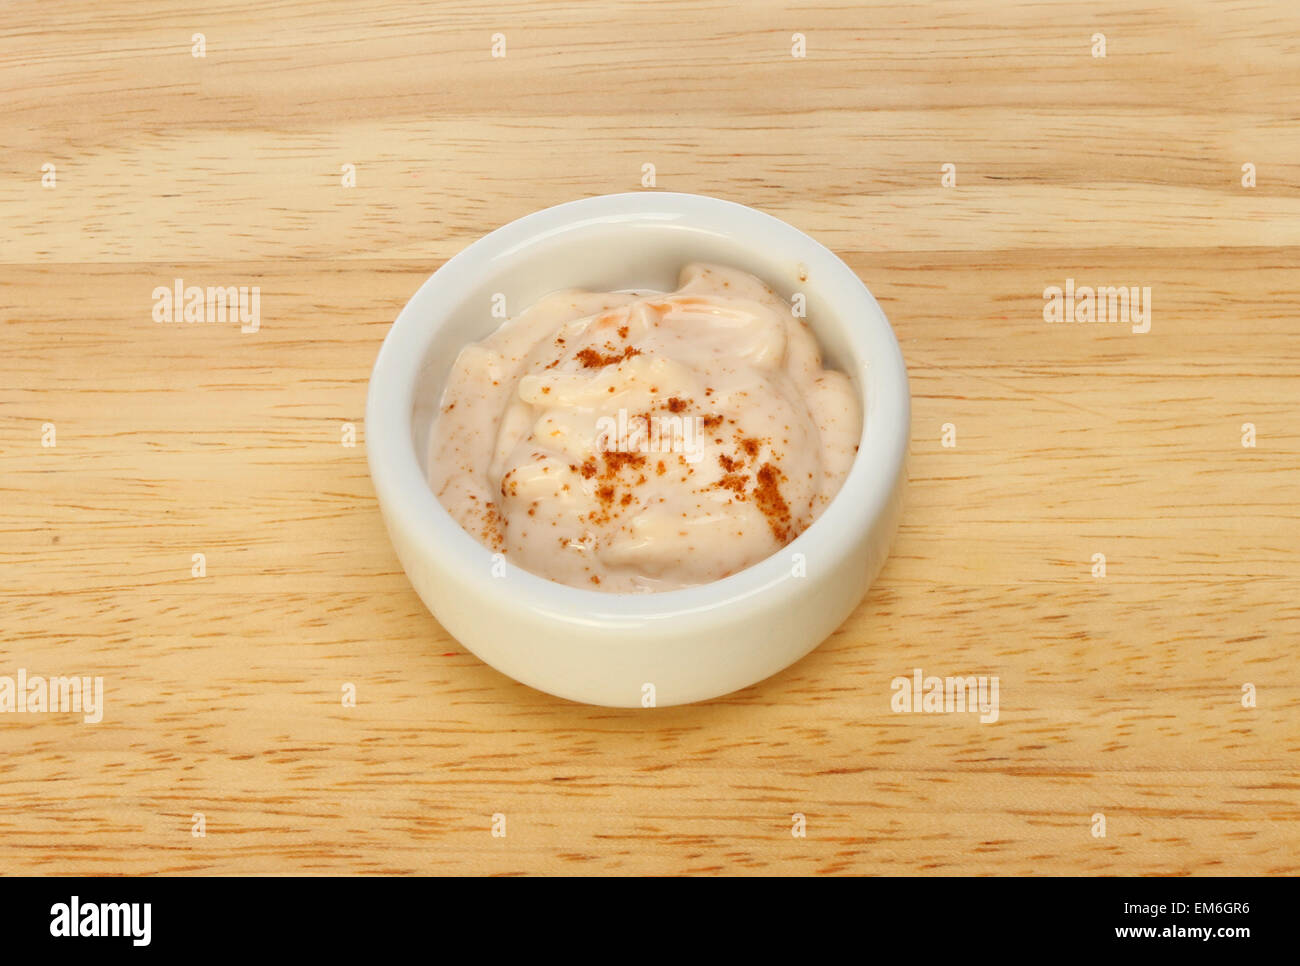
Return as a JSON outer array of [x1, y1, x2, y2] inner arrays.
[[1, 0, 1296, 876]]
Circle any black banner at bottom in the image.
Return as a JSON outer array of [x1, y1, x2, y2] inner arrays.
[[0, 875, 1277, 953]]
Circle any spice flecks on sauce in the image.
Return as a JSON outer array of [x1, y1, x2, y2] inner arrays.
[[428, 263, 861, 592]]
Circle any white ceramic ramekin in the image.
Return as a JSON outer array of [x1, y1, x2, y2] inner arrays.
[[366, 192, 909, 707]]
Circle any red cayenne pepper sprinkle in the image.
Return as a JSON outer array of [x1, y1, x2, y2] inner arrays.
[[600, 452, 645, 477], [753, 463, 792, 542], [576, 346, 641, 368]]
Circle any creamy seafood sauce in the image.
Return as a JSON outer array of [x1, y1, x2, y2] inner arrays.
[[428, 263, 861, 592]]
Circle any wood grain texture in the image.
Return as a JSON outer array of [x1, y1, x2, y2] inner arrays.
[[1, 0, 1297, 876]]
